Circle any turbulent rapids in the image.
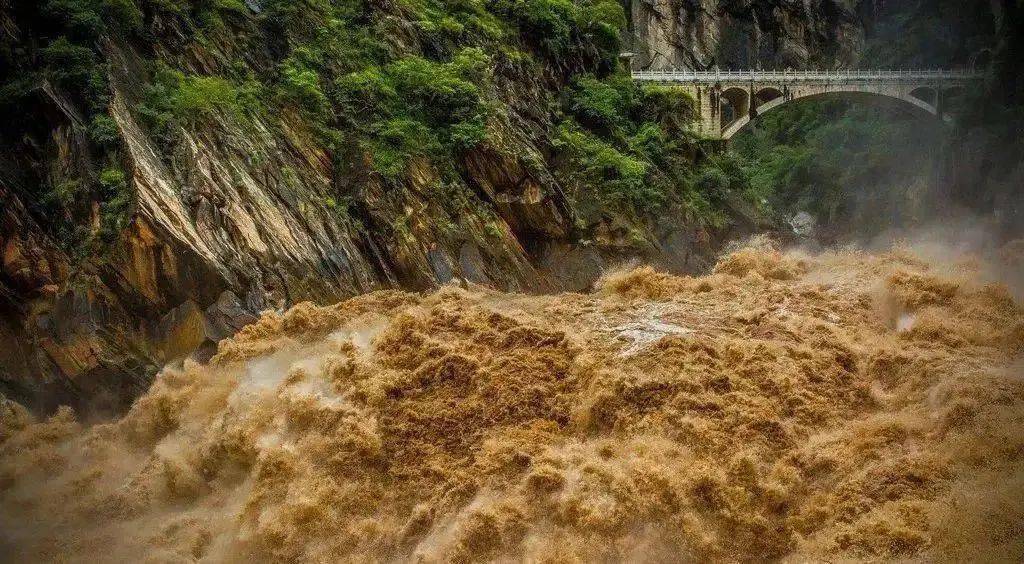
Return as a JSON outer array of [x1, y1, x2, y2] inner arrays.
[[1, 239, 1023, 562]]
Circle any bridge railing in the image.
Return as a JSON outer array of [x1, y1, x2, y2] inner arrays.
[[631, 69, 984, 82]]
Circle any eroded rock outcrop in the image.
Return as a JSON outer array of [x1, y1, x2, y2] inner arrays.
[[629, 0, 865, 70]]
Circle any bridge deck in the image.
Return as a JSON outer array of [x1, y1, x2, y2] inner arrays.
[[632, 69, 983, 83]]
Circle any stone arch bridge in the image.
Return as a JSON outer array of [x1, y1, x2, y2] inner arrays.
[[632, 69, 983, 140]]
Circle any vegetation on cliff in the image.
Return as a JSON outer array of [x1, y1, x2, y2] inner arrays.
[[731, 99, 945, 235], [2, 0, 747, 264], [0, 0, 140, 254], [0, 0, 759, 413]]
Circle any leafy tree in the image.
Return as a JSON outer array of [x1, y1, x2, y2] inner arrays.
[[732, 98, 946, 231], [335, 48, 492, 177]]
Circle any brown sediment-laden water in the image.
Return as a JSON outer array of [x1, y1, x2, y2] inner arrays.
[[1, 238, 1022, 562]]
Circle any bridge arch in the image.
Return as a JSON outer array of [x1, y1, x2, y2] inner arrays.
[[719, 87, 750, 129], [720, 86, 939, 140], [754, 86, 784, 106], [909, 86, 938, 105]]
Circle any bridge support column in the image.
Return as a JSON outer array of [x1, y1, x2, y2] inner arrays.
[[684, 85, 722, 139]]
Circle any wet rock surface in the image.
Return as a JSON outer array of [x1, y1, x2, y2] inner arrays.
[[629, 0, 866, 70]]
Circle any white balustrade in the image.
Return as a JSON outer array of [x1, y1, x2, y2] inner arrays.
[[631, 69, 982, 83]]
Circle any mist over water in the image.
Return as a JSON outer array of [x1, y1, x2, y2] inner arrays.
[[2, 236, 1021, 562], [732, 91, 1024, 249], [863, 217, 1024, 300]]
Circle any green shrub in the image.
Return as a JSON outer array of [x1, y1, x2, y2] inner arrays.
[[336, 48, 492, 177], [97, 166, 133, 242], [44, 179, 86, 208], [695, 167, 730, 196], [565, 74, 637, 135], [365, 117, 441, 177], [691, 153, 753, 216], [578, 0, 626, 63], [381, 48, 489, 122], [553, 72, 715, 218], [193, 0, 249, 29], [564, 75, 692, 140], [449, 117, 488, 149], [334, 68, 395, 114], [41, 37, 98, 87], [176, 75, 242, 118], [556, 122, 664, 212], [137, 64, 257, 142], [511, 0, 576, 57], [41, 0, 144, 36], [99, 167, 127, 190], [278, 56, 331, 117], [626, 122, 669, 162], [89, 114, 121, 147], [493, 0, 624, 67], [102, 0, 143, 32], [405, 0, 508, 45], [144, 0, 189, 15], [136, 64, 180, 138], [42, 0, 105, 37], [639, 85, 696, 134]]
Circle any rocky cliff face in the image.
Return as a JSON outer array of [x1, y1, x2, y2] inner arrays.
[[0, 0, 639, 415], [0, 37, 563, 415], [629, 0, 866, 70]]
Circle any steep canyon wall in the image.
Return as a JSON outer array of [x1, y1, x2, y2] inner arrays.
[[0, 0, 1012, 415]]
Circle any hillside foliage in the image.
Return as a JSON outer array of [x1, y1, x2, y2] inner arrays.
[[0, 0, 748, 263]]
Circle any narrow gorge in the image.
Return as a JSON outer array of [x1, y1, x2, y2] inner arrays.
[[0, 1, 1022, 560]]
